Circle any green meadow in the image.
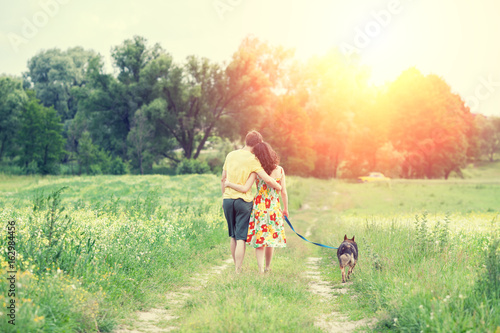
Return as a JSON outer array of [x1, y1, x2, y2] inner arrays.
[[0, 164, 499, 332]]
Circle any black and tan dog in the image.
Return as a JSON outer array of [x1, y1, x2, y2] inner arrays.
[[337, 235, 358, 283]]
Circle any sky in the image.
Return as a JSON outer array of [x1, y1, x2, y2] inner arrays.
[[1, 0, 499, 116]]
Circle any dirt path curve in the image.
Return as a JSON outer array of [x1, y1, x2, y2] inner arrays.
[[304, 257, 372, 332], [114, 258, 234, 333], [298, 203, 373, 332]]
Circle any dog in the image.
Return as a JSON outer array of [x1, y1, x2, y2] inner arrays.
[[337, 235, 358, 283]]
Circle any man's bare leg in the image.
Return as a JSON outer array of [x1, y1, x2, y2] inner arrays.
[[230, 237, 237, 264], [234, 239, 246, 273]]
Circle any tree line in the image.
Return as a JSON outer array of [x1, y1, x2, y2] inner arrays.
[[0, 35, 499, 178]]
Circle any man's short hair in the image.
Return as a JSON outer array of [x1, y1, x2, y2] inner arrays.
[[245, 130, 263, 147]]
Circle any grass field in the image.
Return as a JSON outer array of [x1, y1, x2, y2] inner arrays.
[[0, 164, 499, 332]]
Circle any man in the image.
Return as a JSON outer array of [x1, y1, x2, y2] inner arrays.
[[221, 130, 282, 273]]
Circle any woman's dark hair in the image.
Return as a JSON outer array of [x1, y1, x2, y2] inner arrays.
[[245, 130, 263, 147], [253, 142, 280, 175]]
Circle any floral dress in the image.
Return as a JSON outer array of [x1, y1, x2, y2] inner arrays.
[[246, 169, 286, 248]]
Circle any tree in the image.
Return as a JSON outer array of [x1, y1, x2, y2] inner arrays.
[[17, 93, 65, 174], [0, 76, 27, 161], [341, 124, 376, 178], [75, 37, 162, 159], [127, 107, 154, 174], [144, 36, 291, 161], [477, 116, 500, 161], [302, 50, 372, 178], [75, 73, 131, 158], [112, 35, 163, 86], [387, 68, 474, 179], [261, 94, 316, 176], [341, 87, 391, 178], [25, 47, 97, 121], [76, 131, 97, 175], [375, 142, 405, 178]]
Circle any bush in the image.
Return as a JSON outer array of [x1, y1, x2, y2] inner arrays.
[[24, 160, 40, 175], [108, 156, 129, 175], [0, 164, 24, 175], [206, 156, 223, 175], [149, 165, 176, 175], [475, 236, 500, 300], [176, 158, 211, 175]]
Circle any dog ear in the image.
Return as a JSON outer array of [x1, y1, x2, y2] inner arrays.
[[351, 235, 355, 241], [344, 234, 347, 241]]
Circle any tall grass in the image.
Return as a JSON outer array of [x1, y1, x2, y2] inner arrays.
[[0, 174, 227, 332], [355, 215, 498, 331], [311, 179, 500, 332], [1, 174, 498, 332]]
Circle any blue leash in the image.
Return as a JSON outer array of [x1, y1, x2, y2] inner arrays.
[[284, 216, 338, 249]]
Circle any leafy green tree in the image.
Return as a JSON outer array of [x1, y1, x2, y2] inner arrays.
[[75, 37, 162, 159], [64, 107, 88, 167], [143, 37, 291, 162], [127, 107, 155, 174], [25, 47, 97, 121], [75, 72, 130, 158], [0, 76, 27, 161], [75, 130, 128, 175], [112, 35, 163, 86], [17, 93, 65, 174], [142, 55, 226, 161], [76, 131, 97, 175]]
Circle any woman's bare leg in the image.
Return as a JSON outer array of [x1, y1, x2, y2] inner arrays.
[[265, 247, 274, 272], [255, 247, 265, 273]]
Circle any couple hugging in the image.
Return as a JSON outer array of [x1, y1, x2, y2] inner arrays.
[[221, 130, 288, 274]]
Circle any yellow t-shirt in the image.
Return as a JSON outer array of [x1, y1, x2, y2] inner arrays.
[[223, 149, 263, 202]]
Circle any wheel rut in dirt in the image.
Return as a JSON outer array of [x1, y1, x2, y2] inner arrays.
[[114, 258, 234, 333], [304, 256, 372, 332]]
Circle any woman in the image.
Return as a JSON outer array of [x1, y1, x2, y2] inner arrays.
[[225, 141, 288, 273]]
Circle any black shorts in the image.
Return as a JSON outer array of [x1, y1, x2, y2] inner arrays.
[[223, 198, 253, 241]]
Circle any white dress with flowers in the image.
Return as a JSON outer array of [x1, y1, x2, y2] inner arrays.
[[246, 170, 286, 248]]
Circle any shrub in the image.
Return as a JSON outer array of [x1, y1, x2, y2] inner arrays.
[[207, 156, 224, 175], [0, 164, 24, 175], [24, 160, 39, 175], [176, 158, 211, 175], [108, 156, 129, 175], [475, 236, 500, 300]]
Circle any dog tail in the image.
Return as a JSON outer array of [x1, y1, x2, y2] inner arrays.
[[340, 253, 355, 267]]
